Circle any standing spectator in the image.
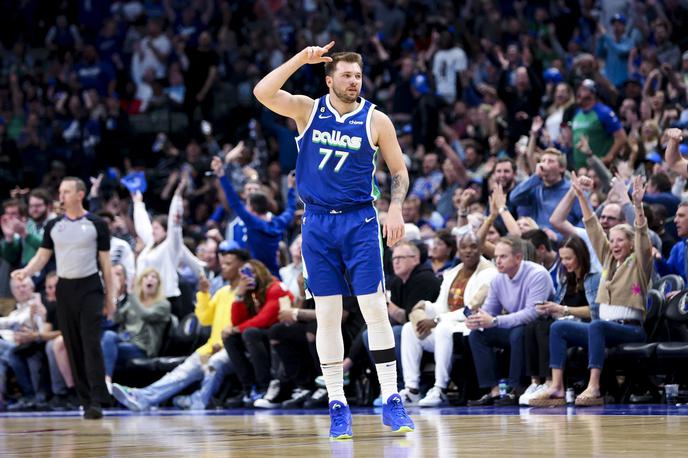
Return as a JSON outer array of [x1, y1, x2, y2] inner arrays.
[[75, 45, 116, 97], [410, 152, 444, 204], [131, 18, 171, 81], [571, 79, 627, 168], [432, 31, 468, 104], [178, 31, 219, 122], [98, 211, 135, 293], [595, 14, 634, 88], [497, 66, 543, 149], [44, 15, 83, 55], [652, 20, 681, 70], [465, 236, 553, 406], [211, 157, 296, 278], [510, 148, 582, 234], [12, 177, 114, 420]]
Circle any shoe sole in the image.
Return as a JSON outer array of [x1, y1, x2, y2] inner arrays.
[[390, 426, 414, 433], [112, 386, 143, 412], [330, 433, 353, 440], [529, 398, 566, 407]]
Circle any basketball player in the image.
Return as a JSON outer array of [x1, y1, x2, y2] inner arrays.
[[252, 41, 414, 439]]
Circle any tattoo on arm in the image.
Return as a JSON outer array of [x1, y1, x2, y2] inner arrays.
[[391, 172, 409, 206]]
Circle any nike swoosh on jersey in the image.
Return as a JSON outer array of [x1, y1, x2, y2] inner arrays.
[[318, 115, 332, 119], [364, 217, 376, 223]]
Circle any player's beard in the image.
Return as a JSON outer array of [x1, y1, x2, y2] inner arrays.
[[332, 85, 360, 104]]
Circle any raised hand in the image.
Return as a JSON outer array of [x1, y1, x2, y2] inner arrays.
[[211, 156, 225, 177], [576, 134, 592, 156], [299, 41, 335, 65], [530, 116, 544, 134], [631, 175, 646, 208]]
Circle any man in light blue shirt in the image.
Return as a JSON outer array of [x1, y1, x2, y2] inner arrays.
[[595, 14, 635, 87]]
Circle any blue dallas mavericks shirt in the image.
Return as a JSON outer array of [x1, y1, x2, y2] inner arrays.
[[296, 95, 380, 210]]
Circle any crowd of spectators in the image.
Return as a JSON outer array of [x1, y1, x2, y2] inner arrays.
[[2, 0, 688, 411]]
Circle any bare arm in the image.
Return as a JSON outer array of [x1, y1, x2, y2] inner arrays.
[[665, 128, 688, 177], [375, 111, 408, 247], [476, 213, 497, 259], [11, 248, 53, 280], [99, 250, 115, 319], [549, 187, 580, 237], [491, 184, 520, 236], [253, 42, 335, 129], [601, 129, 627, 166]]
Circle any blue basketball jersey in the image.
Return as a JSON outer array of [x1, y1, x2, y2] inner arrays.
[[295, 95, 380, 210]]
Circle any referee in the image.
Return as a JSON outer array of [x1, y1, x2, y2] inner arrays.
[[13, 177, 114, 419]]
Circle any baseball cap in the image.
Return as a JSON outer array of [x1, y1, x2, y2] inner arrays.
[[645, 150, 663, 164], [580, 78, 598, 94], [411, 74, 430, 95], [218, 240, 250, 260], [610, 13, 627, 25], [543, 68, 563, 84]]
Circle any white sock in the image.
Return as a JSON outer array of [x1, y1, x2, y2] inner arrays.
[[314, 295, 346, 404], [358, 291, 398, 403], [376, 361, 398, 402], [321, 362, 347, 405]]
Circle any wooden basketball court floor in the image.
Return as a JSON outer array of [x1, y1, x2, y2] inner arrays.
[[1, 405, 687, 457]]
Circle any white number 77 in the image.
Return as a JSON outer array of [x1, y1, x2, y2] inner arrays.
[[318, 148, 350, 172]]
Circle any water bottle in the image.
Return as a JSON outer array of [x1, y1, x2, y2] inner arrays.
[[566, 388, 575, 404], [498, 379, 508, 398]]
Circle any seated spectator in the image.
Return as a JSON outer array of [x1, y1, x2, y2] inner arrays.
[[655, 202, 688, 285], [521, 229, 561, 291], [510, 148, 582, 234], [223, 259, 293, 407], [279, 235, 302, 300], [529, 174, 651, 407], [101, 268, 171, 391], [466, 236, 553, 406], [211, 156, 296, 278], [399, 232, 497, 407], [519, 236, 600, 406], [112, 248, 249, 411], [428, 229, 457, 276], [0, 276, 48, 410]]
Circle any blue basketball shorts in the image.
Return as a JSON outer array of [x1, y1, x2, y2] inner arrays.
[[301, 203, 384, 297]]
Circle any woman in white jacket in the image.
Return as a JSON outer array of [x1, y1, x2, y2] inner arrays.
[[399, 231, 498, 407], [133, 177, 203, 317]]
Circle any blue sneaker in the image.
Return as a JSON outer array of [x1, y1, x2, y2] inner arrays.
[[328, 400, 353, 440], [382, 394, 415, 433]]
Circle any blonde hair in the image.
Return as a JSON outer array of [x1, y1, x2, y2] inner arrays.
[[134, 267, 165, 304], [542, 147, 567, 169], [609, 223, 635, 244]]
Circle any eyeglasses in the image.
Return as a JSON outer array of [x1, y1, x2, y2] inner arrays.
[[392, 255, 416, 262]]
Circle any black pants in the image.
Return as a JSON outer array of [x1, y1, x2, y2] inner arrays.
[[269, 322, 316, 389], [56, 274, 108, 408], [223, 328, 271, 392], [524, 318, 554, 379]]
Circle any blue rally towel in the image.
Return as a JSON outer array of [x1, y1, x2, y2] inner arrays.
[[120, 171, 147, 193]]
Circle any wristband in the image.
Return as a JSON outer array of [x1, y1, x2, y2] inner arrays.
[[292, 308, 299, 321]]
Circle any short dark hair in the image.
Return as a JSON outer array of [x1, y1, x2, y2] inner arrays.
[[248, 192, 270, 215], [649, 172, 671, 193], [2, 198, 26, 216], [435, 229, 457, 259], [62, 176, 87, 193], [521, 229, 552, 252], [29, 188, 52, 205], [324, 52, 363, 76], [97, 210, 115, 223], [495, 157, 516, 171], [220, 249, 250, 262]]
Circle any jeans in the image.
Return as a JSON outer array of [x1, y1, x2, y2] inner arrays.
[[133, 350, 233, 409], [7, 345, 48, 399], [0, 339, 14, 395], [362, 324, 403, 388], [549, 320, 647, 369], [100, 330, 147, 377], [45, 339, 67, 395], [223, 328, 271, 392], [468, 325, 526, 389]]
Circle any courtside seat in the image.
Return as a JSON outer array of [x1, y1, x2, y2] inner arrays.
[[656, 342, 688, 358], [654, 275, 685, 297]]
